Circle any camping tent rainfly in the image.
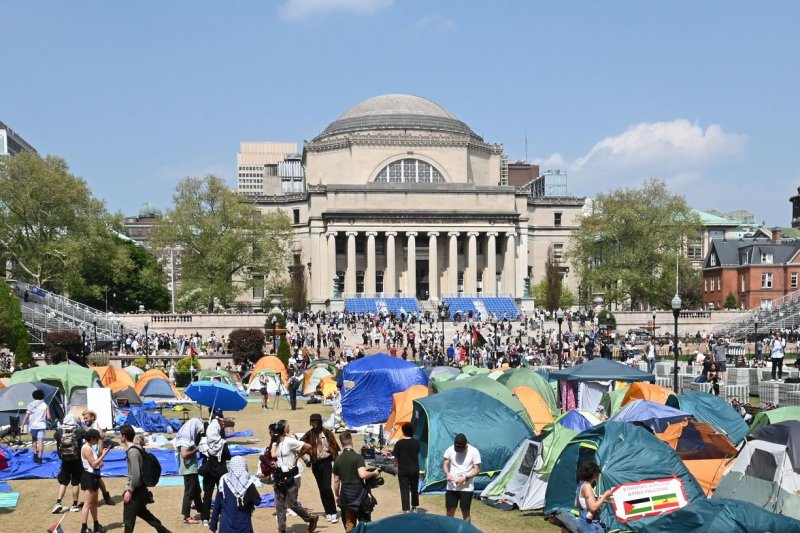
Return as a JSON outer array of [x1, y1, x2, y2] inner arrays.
[[10, 363, 101, 409], [0, 382, 63, 426], [384, 385, 428, 443], [677, 392, 748, 445], [134, 369, 180, 401], [640, 497, 800, 532], [432, 376, 533, 428]]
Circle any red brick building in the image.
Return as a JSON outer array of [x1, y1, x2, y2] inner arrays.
[[703, 233, 800, 309]]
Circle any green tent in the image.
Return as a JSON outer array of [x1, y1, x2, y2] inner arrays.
[[496, 368, 559, 415], [432, 376, 533, 428], [677, 392, 748, 445], [460, 365, 490, 377], [197, 369, 237, 386], [598, 387, 628, 416], [412, 387, 534, 493], [11, 363, 100, 400], [641, 497, 800, 532], [544, 422, 705, 532], [749, 406, 800, 434]]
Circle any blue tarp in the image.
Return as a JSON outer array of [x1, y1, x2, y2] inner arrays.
[[677, 392, 749, 445], [609, 399, 691, 433], [337, 354, 428, 427], [117, 406, 182, 433]]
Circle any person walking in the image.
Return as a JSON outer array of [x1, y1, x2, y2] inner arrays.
[[21, 388, 49, 463], [175, 418, 204, 524], [646, 338, 656, 374], [81, 411, 114, 506], [120, 424, 171, 533], [711, 338, 727, 382], [79, 429, 108, 533], [209, 456, 261, 533], [199, 412, 231, 527], [301, 413, 341, 523], [270, 420, 319, 533], [333, 431, 382, 531], [392, 423, 420, 513], [288, 367, 302, 411], [442, 433, 481, 522], [770, 332, 786, 382], [52, 414, 85, 513]]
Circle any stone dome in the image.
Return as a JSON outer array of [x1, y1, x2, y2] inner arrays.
[[316, 94, 479, 139]]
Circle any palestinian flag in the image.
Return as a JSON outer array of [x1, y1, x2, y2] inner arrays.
[[623, 497, 653, 516], [472, 326, 487, 348]]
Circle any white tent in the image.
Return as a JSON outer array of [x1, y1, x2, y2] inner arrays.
[[246, 370, 285, 396]]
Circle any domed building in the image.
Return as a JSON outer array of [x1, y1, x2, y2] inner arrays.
[[247, 94, 585, 313]]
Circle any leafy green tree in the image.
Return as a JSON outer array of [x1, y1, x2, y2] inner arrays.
[[569, 179, 701, 310], [44, 331, 81, 364], [597, 309, 617, 330], [277, 333, 291, 370], [0, 281, 33, 368], [531, 279, 575, 310], [152, 175, 293, 312], [724, 292, 738, 309]]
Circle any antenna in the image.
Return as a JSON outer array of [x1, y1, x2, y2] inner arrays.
[[676, 248, 680, 295], [524, 130, 528, 161]]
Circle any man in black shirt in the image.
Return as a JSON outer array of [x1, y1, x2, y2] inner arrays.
[[392, 423, 420, 513], [333, 432, 381, 531]]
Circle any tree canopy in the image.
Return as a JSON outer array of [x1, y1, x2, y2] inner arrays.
[[151, 175, 293, 312], [569, 179, 702, 310]]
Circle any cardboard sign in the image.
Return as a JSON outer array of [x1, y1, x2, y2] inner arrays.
[[611, 476, 688, 523], [86, 387, 113, 430]]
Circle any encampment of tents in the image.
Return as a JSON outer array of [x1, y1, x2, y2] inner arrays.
[[0, 382, 63, 426], [432, 376, 533, 428], [749, 406, 800, 434], [413, 387, 534, 493], [512, 386, 554, 434], [249, 356, 288, 387], [640, 497, 800, 532], [338, 354, 428, 428], [460, 365, 490, 377], [544, 422, 705, 532], [677, 392, 748, 445], [10, 363, 101, 409], [423, 366, 460, 382], [384, 385, 428, 443], [598, 387, 628, 417], [134, 370, 180, 401], [609, 399, 691, 433], [496, 368, 559, 415], [621, 382, 680, 409]]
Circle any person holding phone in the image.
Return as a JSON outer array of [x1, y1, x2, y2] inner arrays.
[[80, 429, 109, 533]]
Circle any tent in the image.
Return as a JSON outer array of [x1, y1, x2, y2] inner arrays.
[[384, 384, 428, 443], [552, 409, 601, 432], [621, 382, 680, 409], [134, 370, 180, 401], [302, 366, 332, 396], [544, 422, 705, 532], [10, 363, 101, 409], [640, 497, 800, 532], [513, 386, 554, 434], [609, 400, 691, 433], [433, 376, 533, 428], [246, 369, 284, 395], [713, 421, 800, 519], [423, 366, 460, 382], [319, 376, 338, 398], [122, 365, 144, 382], [111, 386, 143, 406], [482, 424, 578, 511], [91, 366, 120, 388], [308, 359, 339, 377], [338, 354, 428, 428], [496, 368, 559, 415], [412, 387, 534, 493], [598, 387, 628, 417], [197, 369, 238, 387], [107, 370, 136, 389], [548, 358, 655, 383], [655, 419, 738, 495], [677, 392, 748, 445], [749, 406, 800, 434], [249, 356, 288, 387], [460, 365, 490, 377], [352, 513, 484, 532], [0, 382, 63, 426]]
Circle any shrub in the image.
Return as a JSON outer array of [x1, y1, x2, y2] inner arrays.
[[174, 370, 194, 387], [265, 312, 286, 329], [0, 282, 34, 369], [724, 292, 738, 310], [228, 328, 265, 366], [131, 357, 147, 370], [44, 331, 82, 364], [88, 353, 110, 366], [597, 309, 617, 330], [177, 356, 200, 371], [277, 333, 291, 370]]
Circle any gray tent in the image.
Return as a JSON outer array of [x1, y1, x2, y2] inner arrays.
[[0, 381, 64, 426], [111, 386, 143, 406]]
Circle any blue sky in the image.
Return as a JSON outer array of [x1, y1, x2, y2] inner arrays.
[[3, 1, 799, 225]]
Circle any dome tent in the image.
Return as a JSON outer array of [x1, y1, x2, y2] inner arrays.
[[0, 382, 63, 426], [134, 369, 180, 401], [640, 497, 800, 532], [248, 356, 288, 387], [621, 382, 680, 409], [432, 376, 533, 429], [609, 399, 691, 433], [384, 385, 428, 443], [749, 406, 800, 434], [10, 362, 101, 409], [496, 367, 559, 415], [677, 392, 748, 445]]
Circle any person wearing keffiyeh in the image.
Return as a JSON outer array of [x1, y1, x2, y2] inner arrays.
[[175, 418, 205, 524], [199, 413, 231, 527], [209, 457, 261, 533]]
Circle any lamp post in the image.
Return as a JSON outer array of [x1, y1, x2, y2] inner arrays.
[[144, 320, 150, 369], [271, 316, 277, 354], [81, 330, 87, 365], [754, 321, 759, 358], [556, 308, 564, 369], [652, 310, 657, 342], [438, 303, 449, 356], [316, 317, 322, 352], [92, 320, 97, 355], [120, 324, 125, 356], [671, 295, 682, 393]]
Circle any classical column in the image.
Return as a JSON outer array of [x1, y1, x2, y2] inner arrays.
[[485, 232, 498, 295], [385, 232, 397, 294], [504, 232, 516, 295], [317, 231, 327, 301], [428, 232, 439, 300], [466, 232, 478, 293], [345, 231, 357, 295], [327, 232, 338, 298], [406, 232, 417, 297], [517, 230, 529, 298], [448, 232, 459, 294], [310, 232, 321, 301], [365, 232, 377, 294]]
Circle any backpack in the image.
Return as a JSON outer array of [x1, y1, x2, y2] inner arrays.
[[130, 446, 162, 487], [58, 427, 80, 462]]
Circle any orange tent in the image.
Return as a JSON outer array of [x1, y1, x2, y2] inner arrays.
[[91, 366, 120, 387], [134, 369, 180, 399], [108, 369, 136, 389], [384, 385, 428, 442], [656, 419, 738, 495], [249, 356, 288, 386], [319, 376, 338, 398], [513, 386, 555, 434], [107, 379, 137, 393], [621, 382, 680, 409]]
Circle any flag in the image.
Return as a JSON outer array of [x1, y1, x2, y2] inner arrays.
[[472, 326, 487, 348]]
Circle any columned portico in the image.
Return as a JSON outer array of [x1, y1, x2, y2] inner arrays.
[[406, 232, 417, 296], [428, 232, 439, 300], [346, 231, 357, 295], [485, 232, 497, 295], [448, 232, 459, 294], [365, 231, 377, 294], [466, 232, 478, 293], [385, 232, 397, 294]]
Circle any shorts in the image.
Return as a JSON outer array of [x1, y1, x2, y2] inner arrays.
[[445, 490, 473, 512], [80, 471, 101, 491], [260, 387, 268, 396], [57, 461, 84, 486], [716, 360, 727, 372], [30, 428, 46, 441]]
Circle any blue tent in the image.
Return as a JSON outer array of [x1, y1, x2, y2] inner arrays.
[[640, 497, 800, 532], [0, 381, 63, 426], [677, 392, 748, 445], [137, 378, 178, 401], [610, 399, 691, 433], [555, 410, 598, 432], [352, 513, 484, 532], [337, 354, 428, 427]]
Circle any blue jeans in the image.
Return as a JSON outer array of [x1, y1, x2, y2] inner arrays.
[[647, 358, 655, 374]]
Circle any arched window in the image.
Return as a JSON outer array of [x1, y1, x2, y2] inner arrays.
[[374, 158, 445, 184]]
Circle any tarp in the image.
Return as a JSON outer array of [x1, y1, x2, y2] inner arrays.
[[352, 513, 484, 532], [0, 382, 63, 426], [548, 358, 655, 383], [496, 368, 559, 415], [338, 354, 428, 428], [609, 399, 691, 433], [117, 406, 182, 433], [413, 387, 534, 493], [10, 363, 101, 398], [513, 386, 554, 434], [621, 382, 680, 409], [249, 356, 288, 386], [544, 422, 705, 532], [384, 385, 428, 443], [677, 392, 748, 445], [749, 406, 800, 434], [432, 376, 533, 428], [640, 497, 800, 532]]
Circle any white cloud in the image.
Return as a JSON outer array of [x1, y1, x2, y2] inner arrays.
[[280, 0, 392, 20], [415, 15, 455, 32]]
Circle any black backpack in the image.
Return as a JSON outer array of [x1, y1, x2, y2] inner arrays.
[[130, 446, 162, 487], [58, 427, 80, 462]]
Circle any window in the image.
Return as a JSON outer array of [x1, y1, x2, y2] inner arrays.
[[704, 278, 708, 292], [376, 271, 384, 293], [292, 209, 300, 225], [687, 239, 703, 260], [374, 158, 445, 184], [356, 271, 365, 294], [552, 243, 564, 262], [709, 230, 725, 241], [718, 277, 722, 291], [761, 252, 773, 264], [253, 276, 264, 299], [710, 254, 717, 267], [792, 272, 798, 289], [741, 275, 746, 292], [762, 272, 773, 288], [554, 212, 562, 227], [741, 251, 749, 265]]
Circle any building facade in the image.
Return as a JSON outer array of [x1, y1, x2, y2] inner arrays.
[[237, 142, 301, 195], [246, 94, 585, 310], [0, 120, 37, 157], [689, 209, 770, 270]]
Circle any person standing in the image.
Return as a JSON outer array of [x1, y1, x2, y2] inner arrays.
[[711, 338, 727, 382], [199, 412, 231, 527], [21, 388, 49, 463], [209, 456, 261, 533], [770, 332, 786, 382], [754, 337, 763, 365], [288, 368, 301, 411], [120, 424, 171, 533], [80, 429, 108, 533], [259, 373, 270, 410], [301, 413, 341, 523], [53, 414, 85, 513], [442, 433, 481, 522], [175, 418, 204, 524], [392, 423, 420, 513], [270, 420, 318, 533], [81, 411, 114, 506], [333, 431, 382, 531], [646, 338, 656, 374]]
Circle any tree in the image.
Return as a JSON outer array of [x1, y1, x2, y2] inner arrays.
[[151, 175, 293, 312], [44, 331, 81, 364], [531, 279, 575, 310], [569, 179, 702, 310], [0, 281, 33, 368], [228, 328, 265, 366], [724, 292, 738, 309], [597, 309, 617, 330], [277, 334, 291, 370]]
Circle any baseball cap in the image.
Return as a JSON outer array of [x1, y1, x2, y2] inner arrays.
[[309, 413, 323, 424], [453, 433, 468, 450]]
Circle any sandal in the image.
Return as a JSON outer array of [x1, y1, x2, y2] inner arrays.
[[183, 518, 200, 524]]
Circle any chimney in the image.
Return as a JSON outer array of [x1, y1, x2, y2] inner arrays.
[[773, 228, 782, 242]]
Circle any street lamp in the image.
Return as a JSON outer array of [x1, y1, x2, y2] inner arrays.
[[144, 320, 150, 369], [491, 317, 499, 365], [671, 294, 682, 393], [271, 316, 277, 354], [316, 316, 322, 352], [92, 320, 97, 354], [81, 330, 87, 365], [754, 321, 759, 357], [438, 303, 450, 356], [556, 309, 565, 369], [652, 310, 657, 342]]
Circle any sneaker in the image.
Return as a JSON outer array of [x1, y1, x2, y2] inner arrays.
[[93, 523, 106, 533], [286, 508, 298, 517], [328, 514, 338, 522], [307, 516, 319, 533], [103, 493, 115, 506], [202, 520, 209, 528], [411, 507, 418, 513], [51, 502, 63, 514], [70, 504, 81, 512]]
